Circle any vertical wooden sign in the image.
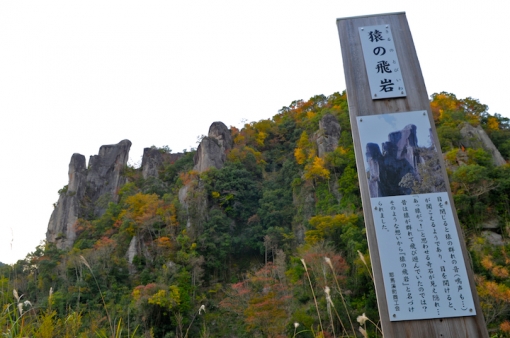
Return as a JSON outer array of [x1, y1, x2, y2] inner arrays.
[[336, 12, 488, 337]]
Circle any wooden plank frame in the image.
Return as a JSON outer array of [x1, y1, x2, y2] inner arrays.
[[336, 12, 488, 337]]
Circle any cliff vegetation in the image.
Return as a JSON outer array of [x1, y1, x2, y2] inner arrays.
[[2, 91, 510, 337]]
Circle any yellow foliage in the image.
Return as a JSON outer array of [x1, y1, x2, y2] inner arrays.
[[303, 156, 330, 181], [255, 131, 267, 146], [163, 203, 179, 227], [430, 92, 460, 122], [35, 310, 57, 338], [234, 133, 245, 145], [297, 131, 310, 149], [227, 146, 266, 166], [305, 213, 358, 244], [476, 276, 510, 325], [294, 147, 307, 165], [487, 116, 500, 131], [337, 146, 349, 155], [124, 193, 161, 222], [147, 285, 181, 309], [132, 288, 141, 300], [212, 191, 220, 199], [254, 119, 272, 133]]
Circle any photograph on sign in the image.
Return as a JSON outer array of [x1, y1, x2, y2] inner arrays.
[[357, 111, 476, 321], [357, 110, 446, 198], [358, 24, 406, 100]]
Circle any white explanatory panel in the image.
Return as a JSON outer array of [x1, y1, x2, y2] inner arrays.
[[373, 193, 475, 321], [357, 111, 475, 321], [359, 24, 406, 100]]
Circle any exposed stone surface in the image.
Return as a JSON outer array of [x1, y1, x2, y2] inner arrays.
[[126, 235, 138, 264], [46, 140, 131, 249], [315, 114, 340, 158], [292, 184, 315, 244], [46, 154, 87, 249], [125, 234, 154, 273], [208, 121, 233, 152], [365, 124, 446, 198], [194, 122, 233, 173], [163, 152, 185, 165], [86, 139, 132, 216], [481, 231, 505, 246], [141, 147, 164, 179], [178, 184, 192, 228], [481, 218, 500, 230], [366, 124, 420, 197], [460, 123, 506, 166]]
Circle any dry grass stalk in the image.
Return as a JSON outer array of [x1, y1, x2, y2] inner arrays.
[[300, 258, 324, 335], [324, 257, 356, 337]]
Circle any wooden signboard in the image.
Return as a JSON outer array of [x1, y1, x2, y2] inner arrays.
[[336, 12, 488, 337]]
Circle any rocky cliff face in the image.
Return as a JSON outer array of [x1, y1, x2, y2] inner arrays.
[[86, 139, 132, 216], [46, 140, 131, 249], [46, 154, 88, 249], [366, 124, 423, 198], [178, 122, 232, 232], [315, 114, 340, 158], [141, 148, 185, 179], [193, 122, 233, 172], [141, 147, 164, 179], [460, 123, 506, 166]]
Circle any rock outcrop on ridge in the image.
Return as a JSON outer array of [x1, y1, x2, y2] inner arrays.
[[193, 122, 233, 173], [46, 153, 88, 249], [46, 140, 132, 249], [177, 122, 232, 230], [141, 147, 164, 179], [315, 114, 340, 158], [459, 122, 506, 166]]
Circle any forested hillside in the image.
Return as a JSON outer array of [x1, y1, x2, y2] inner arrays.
[[2, 91, 510, 337]]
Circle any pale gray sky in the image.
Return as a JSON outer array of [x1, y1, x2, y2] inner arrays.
[[1, 1, 508, 264]]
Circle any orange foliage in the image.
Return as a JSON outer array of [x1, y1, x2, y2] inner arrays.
[[179, 170, 199, 185], [94, 236, 116, 250], [501, 320, 510, 333], [220, 262, 292, 336], [155, 236, 173, 249], [480, 255, 509, 279], [430, 92, 460, 123]]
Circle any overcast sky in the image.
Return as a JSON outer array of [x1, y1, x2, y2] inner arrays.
[[1, 1, 508, 264]]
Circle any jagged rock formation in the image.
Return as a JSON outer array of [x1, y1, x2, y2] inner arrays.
[[87, 139, 132, 215], [315, 114, 340, 158], [141, 147, 164, 179], [46, 140, 131, 249], [46, 154, 88, 249], [178, 122, 232, 231], [482, 231, 505, 246], [193, 122, 233, 172], [125, 235, 154, 273], [366, 124, 427, 197], [460, 123, 506, 166], [142, 148, 185, 179]]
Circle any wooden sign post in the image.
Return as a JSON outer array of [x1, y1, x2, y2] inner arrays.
[[336, 12, 488, 337]]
